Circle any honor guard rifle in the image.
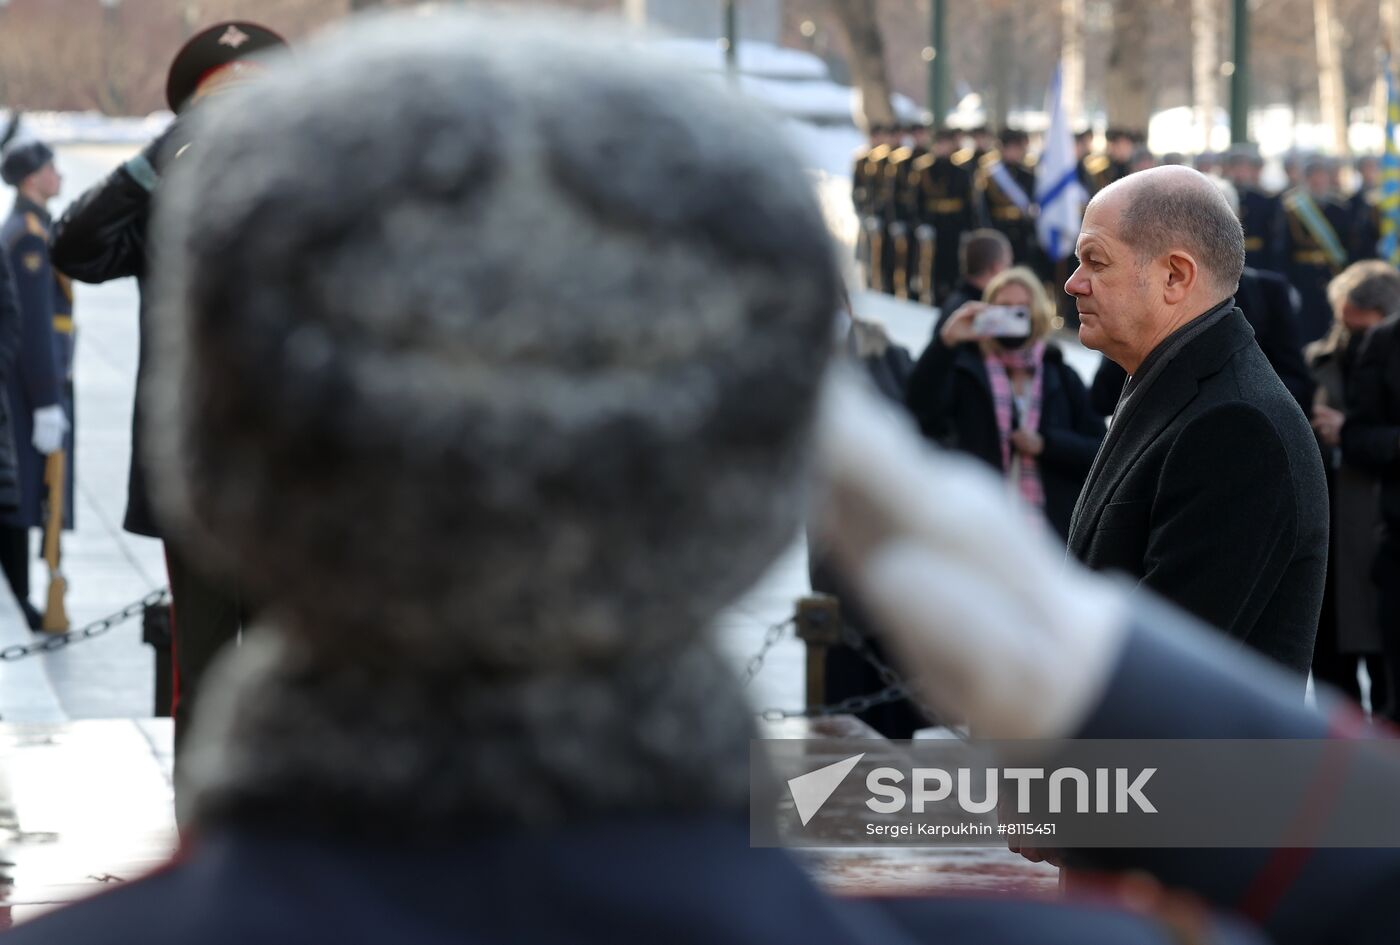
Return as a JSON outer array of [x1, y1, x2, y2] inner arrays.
[[42, 450, 69, 632]]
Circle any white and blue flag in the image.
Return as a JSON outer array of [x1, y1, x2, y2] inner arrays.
[[1035, 63, 1086, 262]]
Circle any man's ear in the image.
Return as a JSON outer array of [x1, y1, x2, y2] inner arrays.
[[1161, 251, 1197, 304]]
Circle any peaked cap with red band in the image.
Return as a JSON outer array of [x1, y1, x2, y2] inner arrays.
[[166, 21, 288, 113]]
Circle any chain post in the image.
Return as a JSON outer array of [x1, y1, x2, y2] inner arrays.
[[793, 594, 842, 712]]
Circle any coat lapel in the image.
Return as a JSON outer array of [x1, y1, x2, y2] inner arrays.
[[1067, 308, 1256, 558]]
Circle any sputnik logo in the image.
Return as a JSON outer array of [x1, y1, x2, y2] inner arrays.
[[787, 753, 864, 826]]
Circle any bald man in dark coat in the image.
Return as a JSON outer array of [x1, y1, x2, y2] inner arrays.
[[1064, 167, 1328, 686]]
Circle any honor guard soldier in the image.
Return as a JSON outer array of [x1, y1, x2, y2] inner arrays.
[[0, 140, 70, 630], [974, 129, 1042, 276], [1348, 154, 1381, 261], [1283, 157, 1355, 342], [851, 125, 895, 282], [1074, 128, 1099, 196], [877, 124, 922, 298], [1223, 145, 1285, 273], [1089, 127, 1135, 192], [49, 20, 288, 800], [854, 127, 894, 291], [908, 127, 974, 305]]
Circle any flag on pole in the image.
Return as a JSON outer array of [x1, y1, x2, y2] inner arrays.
[[1036, 63, 1087, 262], [1378, 54, 1400, 265]]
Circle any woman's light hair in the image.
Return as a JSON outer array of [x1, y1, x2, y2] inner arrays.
[[981, 265, 1056, 342]]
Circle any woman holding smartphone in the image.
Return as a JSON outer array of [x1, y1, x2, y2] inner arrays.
[[905, 266, 1104, 540]]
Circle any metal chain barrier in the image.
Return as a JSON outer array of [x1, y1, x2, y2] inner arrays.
[[0, 588, 171, 662], [740, 599, 932, 721]]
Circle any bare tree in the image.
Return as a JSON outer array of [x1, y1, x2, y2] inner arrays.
[[825, 0, 896, 130], [1191, 0, 1219, 151], [1061, 0, 1086, 124], [1106, 0, 1151, 130], [1315, 0, 1348, 154]]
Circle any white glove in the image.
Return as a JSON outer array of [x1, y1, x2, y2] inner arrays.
[[810, 373, 1130, 739], [32, 404, 69, 456]]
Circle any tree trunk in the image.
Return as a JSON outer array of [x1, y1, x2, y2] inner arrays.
[[826, 0, 896, 131], [349, 0, 384, 10], [1061, 0, 1086, 125], [990, 8, 1013, 131], [1106, 0, 1151, 132], [1314, 0, 1348, 157], [1191, 0, 1218, 152]]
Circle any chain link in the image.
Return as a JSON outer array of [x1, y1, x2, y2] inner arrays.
[[0, 588, 170, 662], [740, 617, 794, 686]]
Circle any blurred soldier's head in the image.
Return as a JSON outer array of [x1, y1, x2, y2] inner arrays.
[[1074, 128, 1093, 160], [148, 10, 841, 832], [1130, 148, 1157, 174], [931, 127, 960, 157], [1066, 166, 1244, 373], [970, 124, 995, 152], [1106, 128, 1135, 163], [910, 121, 931, 149], [1001, 129, 1029, 163], [1222, 147, 1258, 188], [1, 140, 60, 204], [1303, 158, 1333, 197], [1283, 152, 1303, 187], [1356, 154, 1380, 190]]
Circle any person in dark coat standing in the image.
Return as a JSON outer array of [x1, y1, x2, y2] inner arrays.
[[1065, 166, 1328, 687], [1307, 261, 1392, 715], [1340, 292, 1400, 720], [48, 21, 287, 785], [907, 266, 1105, 541], [0, 140, 69, 630]]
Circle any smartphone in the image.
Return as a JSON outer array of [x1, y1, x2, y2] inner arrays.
[[972, 305, 1031, 339]]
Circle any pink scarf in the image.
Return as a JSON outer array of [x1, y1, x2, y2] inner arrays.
[[983, 341, 1047, 512]]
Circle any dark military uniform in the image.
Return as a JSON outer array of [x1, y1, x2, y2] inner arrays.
[[1347, 186, 1380, 261], [0, 195, 73, 531], [853, 144, 891, 291], [1282, 188, 1354, 342], [907, 148, 974, 305], [1238, 184, 1285, 273], [878, 144, 921, 299], [974, 150, 1042, 276]]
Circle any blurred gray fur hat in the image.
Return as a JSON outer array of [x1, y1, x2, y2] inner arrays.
[[147, 9, 839, 832]]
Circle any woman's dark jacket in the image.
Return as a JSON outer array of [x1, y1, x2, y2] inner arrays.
[[905, 335, 1105, 540]]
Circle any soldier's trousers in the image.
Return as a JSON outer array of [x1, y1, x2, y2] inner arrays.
[[165, 543, 252, 816]]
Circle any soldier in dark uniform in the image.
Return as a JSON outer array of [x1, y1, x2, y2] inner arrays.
[[853, 128, 894, 291], [974, 129, 1042, 277], [878, 124, 922, 298], [49, 21, 287, 796], [907, 126, 975, 304], [1090, 127, 1135, 191], [1074, 128, 1099, 196], [1223, 146, 1285, 273], [968, 123, 996, 164], [1283, 157, 1355, 342], [1347, 153, 1380, 261], [0, 140, 70, 630]]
